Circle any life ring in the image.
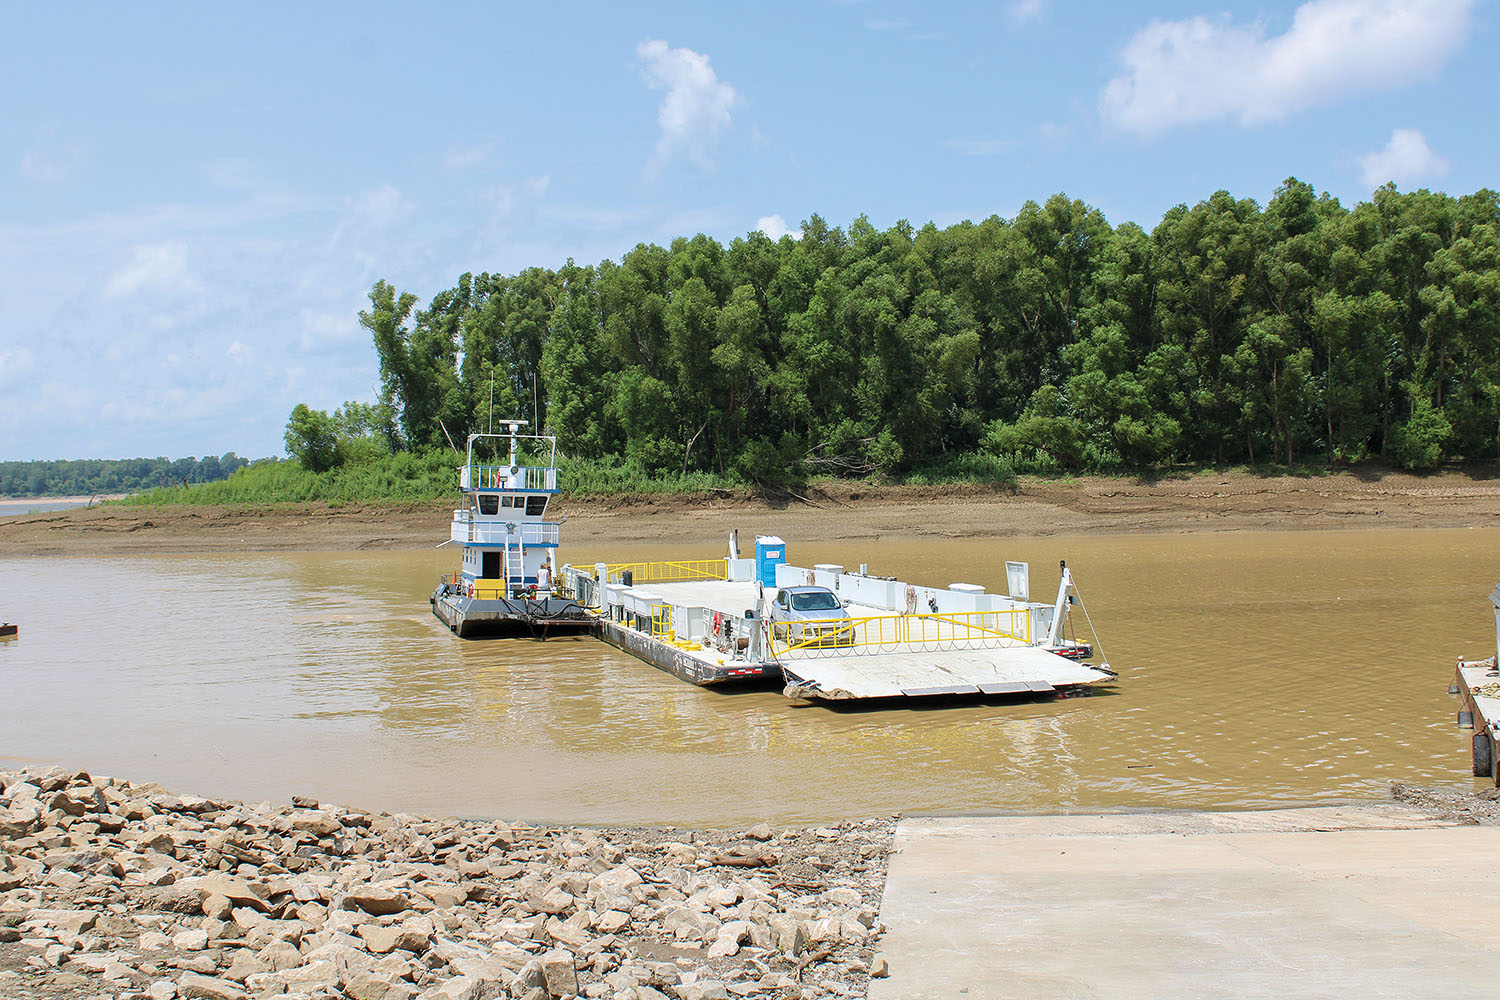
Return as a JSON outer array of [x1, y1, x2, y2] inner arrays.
[[466, 580, 474, 598], [711, 611, 723, 639]]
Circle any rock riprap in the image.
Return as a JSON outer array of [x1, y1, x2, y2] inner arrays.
[[0, 767, 892, 1000]]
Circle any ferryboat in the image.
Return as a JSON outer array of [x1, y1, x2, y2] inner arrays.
[[432, 422, 1118, 704], [560, 538, 1116, 703], [429, 422, 592, 637]]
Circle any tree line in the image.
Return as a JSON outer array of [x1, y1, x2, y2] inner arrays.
[[288, 179, 1500, 480], [0, 455, 250, 497]]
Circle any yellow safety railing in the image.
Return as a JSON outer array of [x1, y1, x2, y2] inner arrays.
[[769, 608, 1032, 658], [604, 559, 728, 584], [469, 578, 560, 600], [650, 603, 674, 639], [470, 578, 510, 600]]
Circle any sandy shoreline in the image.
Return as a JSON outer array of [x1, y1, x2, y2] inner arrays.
[[1, 469, 1497, 557]]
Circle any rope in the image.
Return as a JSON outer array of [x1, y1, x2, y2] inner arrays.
[[1070, 578, 1110, 668]]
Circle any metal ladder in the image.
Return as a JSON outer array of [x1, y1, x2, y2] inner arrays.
[[504, 530, 523, 597]]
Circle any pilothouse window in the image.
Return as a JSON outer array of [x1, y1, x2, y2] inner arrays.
[[477, 494, 499, 515], [526, 495, 548, 516]]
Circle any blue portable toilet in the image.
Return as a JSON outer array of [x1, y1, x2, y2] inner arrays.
[[755, 535, 786, 587]]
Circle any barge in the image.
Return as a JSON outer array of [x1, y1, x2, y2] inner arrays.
[[1450, 577, 1500, 781], [561, 535, 1116, 704]]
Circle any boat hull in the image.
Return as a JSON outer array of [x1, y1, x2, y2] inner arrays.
[[430, 588, 592, 638], [594, 618, 778, 687]]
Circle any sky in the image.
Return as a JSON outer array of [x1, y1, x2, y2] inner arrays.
[[1, 0, 1494, 461]]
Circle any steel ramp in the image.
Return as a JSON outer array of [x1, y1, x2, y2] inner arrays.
[[779, 643, 1112, 701]]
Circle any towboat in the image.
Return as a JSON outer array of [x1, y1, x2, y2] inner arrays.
[[429, 422, 592, 638], [0, 622, 16, 638]]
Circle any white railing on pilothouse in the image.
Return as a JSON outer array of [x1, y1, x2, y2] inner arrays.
[[450, 520, 562, 546], [460, 465, 558, 492]]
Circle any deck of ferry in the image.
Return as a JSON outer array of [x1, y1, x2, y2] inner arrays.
[[630, 580, 1111, 701]]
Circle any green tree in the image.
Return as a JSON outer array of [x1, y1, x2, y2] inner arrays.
[[284, 404, 342, 472]]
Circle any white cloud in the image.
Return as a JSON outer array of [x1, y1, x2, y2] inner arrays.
[[636, 39, 741, 170], [227, 341, 252, 365], [103, 241, 195, 300], [1100, 0, 1472, 136], [1008, 0, 1044, 24], [1356, 128, 1451, 188], [755, 214, 801, 240]]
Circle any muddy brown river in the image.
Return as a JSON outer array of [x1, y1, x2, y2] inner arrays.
[[1, 529, 1495, 826]]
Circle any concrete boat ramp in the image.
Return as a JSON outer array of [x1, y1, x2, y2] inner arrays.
[[873, 806, 1500, 999]]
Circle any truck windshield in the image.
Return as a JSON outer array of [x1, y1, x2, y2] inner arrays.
[[790, 591, 841, 611]]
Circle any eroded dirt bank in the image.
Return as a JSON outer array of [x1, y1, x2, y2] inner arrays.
[[2, 469, 1498, 557]]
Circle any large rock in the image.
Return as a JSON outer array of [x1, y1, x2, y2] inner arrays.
[[256, 939, 303, 971], [415, 882, 467, 909], [659, 906, 720, 943], [176, 972, 248, 1000], [22, 908, 97, 935], [539, 949, 578, 998], [706, 920, 755, 959], [290, 810, 342, 836], [768, 916, 805, 957], [357, 921, 431, 955], [594, 910, 630, 935], [544, 912, 592, 949], [177, 876, 272, 913], [280, 959, 340, 992], [430, 937, 529, 980], [45, 788, 102, 816], [172, 928, 209, 951], [531, 887, 574, 916], [201, 894, 234, 921], [345, 971, 419, 1000], [422, 975, 481, 1000], [302, 940, 377, 980], [821, 887, 862, 907], [221, 951, 269, 984], [346, 886, 410, 916]]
